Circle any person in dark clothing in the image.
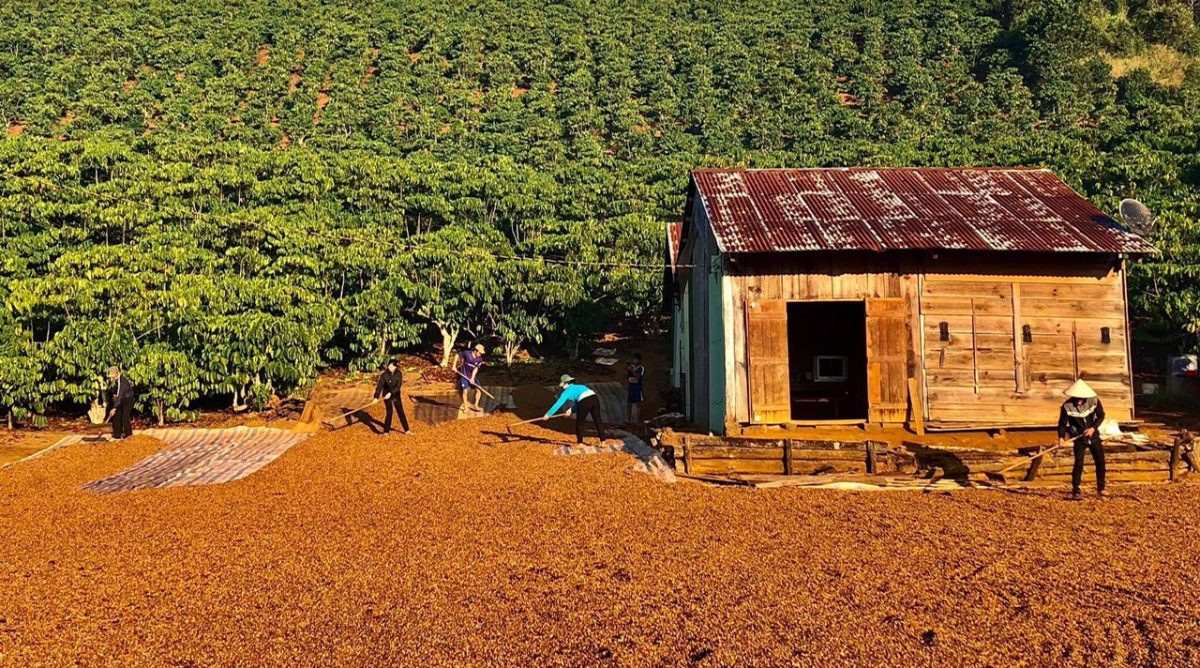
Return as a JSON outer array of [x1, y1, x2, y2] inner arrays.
[[106, 365, 135, 440], [626, 353, 646, 425], [545, 374, 608, 446], [1058, 379, 1106, 498], [374, 359, 410, 436]]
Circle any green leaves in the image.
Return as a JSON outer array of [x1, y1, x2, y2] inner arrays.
[[1, 0, 1199, 423]]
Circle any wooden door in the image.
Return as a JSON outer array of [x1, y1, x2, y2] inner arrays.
[[745, 299, 791, 424], [866, 298, 908, 423]]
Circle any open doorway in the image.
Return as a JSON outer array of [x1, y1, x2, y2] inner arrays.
[[786, 302, 868, 421]]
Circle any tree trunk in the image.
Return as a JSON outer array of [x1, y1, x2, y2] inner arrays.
[[6, 408, 12, 430], [232, 387, 248, 412], [378, 326, 389, 358], [438, 324, 460, 367], [157, 399, 165, 426], [504, 339, 521, 365]]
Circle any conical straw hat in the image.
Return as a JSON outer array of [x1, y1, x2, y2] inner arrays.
[[1063, 379, 1097, 399]]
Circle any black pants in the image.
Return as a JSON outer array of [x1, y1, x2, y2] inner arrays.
[[1072, 435, 1106, 493], [575, 395, 606, 444], [111, 400, 134, 439], [383, 396, 410, 433]]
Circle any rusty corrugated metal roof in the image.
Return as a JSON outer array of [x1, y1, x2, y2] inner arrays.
[[665, 221, 683, 277], [691, 168, 1156, 254]]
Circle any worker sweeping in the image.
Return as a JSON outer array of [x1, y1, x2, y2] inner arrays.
[[545, 374, 607, 446], [1058, 379, 1106, 498], [454, 343, 486, 413], [374, 359, 410, 436], [105, 365, 135, 440]]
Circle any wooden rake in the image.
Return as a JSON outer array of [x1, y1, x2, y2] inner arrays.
[[505, 412, 569, 435], [983, 434, 1086, 483], [321, 398, 381, 430], [456, 370, 497, 401]]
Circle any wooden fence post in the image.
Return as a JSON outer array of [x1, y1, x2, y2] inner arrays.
[[1169, 440, 1181, 482], [783, 439, 793, 476], [1023, 450, 1045, 482], [866, 441, 877, 474], [683, 435, 691, 475]]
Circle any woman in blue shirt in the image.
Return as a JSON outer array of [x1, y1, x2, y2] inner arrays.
[[545, 374, 608, 445]]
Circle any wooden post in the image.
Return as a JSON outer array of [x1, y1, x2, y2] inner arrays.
[[1023, 449, 1045, 482], [1169, 440, 1181, 482], [1071, 321, 1080, 380], [1011, 282, 1026, 393], [866, 441, 877, 474], [970, 298, 979, 394], [783, 439, 793, 476], [682, 435, 692, 475], [907, 377, 925, 435]]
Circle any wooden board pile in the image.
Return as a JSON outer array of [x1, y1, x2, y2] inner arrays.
[[657, 428, 1184, 486], [663, 432, 907, 477]]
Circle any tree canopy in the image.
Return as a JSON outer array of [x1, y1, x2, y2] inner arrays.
[[1, 0, 1199, 424]]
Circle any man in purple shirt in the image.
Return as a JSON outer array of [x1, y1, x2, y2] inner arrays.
[[453, 343, 486, 412]]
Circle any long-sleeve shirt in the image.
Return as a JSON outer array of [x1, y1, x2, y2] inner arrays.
[[546, 384, 596, 417], [111, 376, 133, 405], [374, 370, 404, 399], [1058, 398, 1105, 439]]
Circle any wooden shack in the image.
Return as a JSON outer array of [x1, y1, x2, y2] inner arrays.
[[669, 168, 1155, 435]]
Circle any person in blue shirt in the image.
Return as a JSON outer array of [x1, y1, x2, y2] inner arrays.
[[545, 374, 608, 445]]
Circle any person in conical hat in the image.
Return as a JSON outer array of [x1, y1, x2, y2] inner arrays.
[[1064, 379, 1097, 399], [1058, 379, 1106, 498]]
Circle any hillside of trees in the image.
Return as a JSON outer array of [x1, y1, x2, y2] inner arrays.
[[2, 0, 1200, 425]]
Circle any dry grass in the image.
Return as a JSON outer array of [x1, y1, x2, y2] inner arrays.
[[1105, 44, 1194, 87], [2, 417, 1200, 666]]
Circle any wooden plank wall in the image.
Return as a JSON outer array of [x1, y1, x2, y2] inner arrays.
[[722, 252, 1134, 429], [744, 300, 791, 423], [921, 266, 1134, 425], [686, 213, 713, 429], [726, 254, 909, 424], [865, 298, 909, 423]]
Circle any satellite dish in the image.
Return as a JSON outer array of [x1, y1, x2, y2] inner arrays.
[[1119, 198, 1157, 237]]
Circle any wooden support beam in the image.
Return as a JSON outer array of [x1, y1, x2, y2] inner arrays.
[[907, 377, 925, 435], [1011, 282, 1026, 393], [865, 441, 877, 474], [970, 298, 979, 394], [1023, 449, 1045, 482], [783, 439, 793, 476], [1169, 439, 1180, 482], [682, 435, 692, 475]]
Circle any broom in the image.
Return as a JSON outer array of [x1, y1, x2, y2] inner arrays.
[[505, 412, 570, 435], [984, 434, 1086, 483], [321, 398, 381, 429]]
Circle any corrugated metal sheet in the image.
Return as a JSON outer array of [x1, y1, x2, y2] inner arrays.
[[691, 168, 1156, 255], [666, 221, 683, 276]]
